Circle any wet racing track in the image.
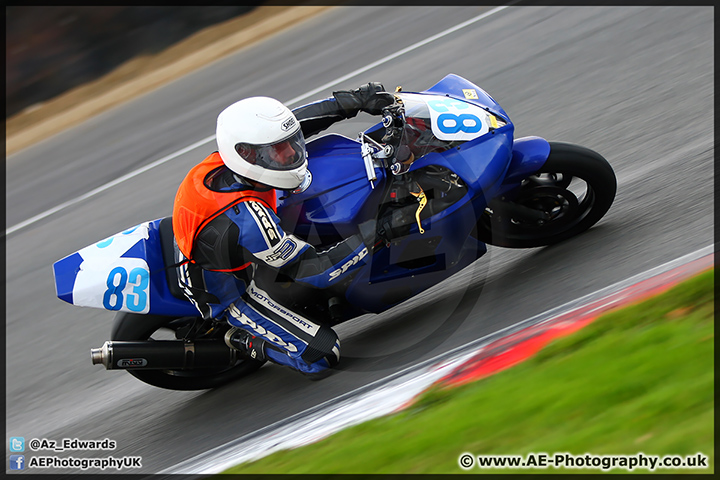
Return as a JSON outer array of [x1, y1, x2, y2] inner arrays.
[[5, 6, 713, 474]]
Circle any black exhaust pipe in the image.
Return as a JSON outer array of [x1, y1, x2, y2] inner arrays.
[[91, 340, 238, 370]]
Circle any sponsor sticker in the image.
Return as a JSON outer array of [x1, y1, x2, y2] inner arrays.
[[117, 358, 148, 368], [227, 304, 300, 352], [249, 202, 280, 246], [264, 238, 298, 264]]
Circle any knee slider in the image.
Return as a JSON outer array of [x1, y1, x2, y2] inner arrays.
[[301, 325, 340, 368]]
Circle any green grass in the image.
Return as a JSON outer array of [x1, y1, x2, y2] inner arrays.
[[221, 269, 714, 474]]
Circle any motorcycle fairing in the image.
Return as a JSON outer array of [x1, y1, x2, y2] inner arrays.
[[52, 219, 198, 317], [496, 136, 552, 197], [344, 207, 487, 314], [339, 136, 513, 314], [419, 75, 551, 194], [278, 133, 387, 245]]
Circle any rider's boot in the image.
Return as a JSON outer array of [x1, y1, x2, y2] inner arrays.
[[224, 327, 267, 362]]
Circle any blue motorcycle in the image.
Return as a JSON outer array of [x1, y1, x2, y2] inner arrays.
[[52, 74, 616, 390]]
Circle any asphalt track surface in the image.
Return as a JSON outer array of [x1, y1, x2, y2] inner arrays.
[[5, 6, 713, 474]]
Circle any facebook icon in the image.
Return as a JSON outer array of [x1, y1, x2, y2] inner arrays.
[[10, 455, 25, 470]]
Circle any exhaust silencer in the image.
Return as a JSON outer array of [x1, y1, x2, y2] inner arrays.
[[91, 340, 238, 370]]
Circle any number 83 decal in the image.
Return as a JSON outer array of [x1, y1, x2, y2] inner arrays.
[[102, 266, 150, 312]]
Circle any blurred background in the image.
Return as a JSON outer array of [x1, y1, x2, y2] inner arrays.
[[6, 6, 258, 118]]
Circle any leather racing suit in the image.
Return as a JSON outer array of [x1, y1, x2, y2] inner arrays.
[[172, 89, 389, 376]]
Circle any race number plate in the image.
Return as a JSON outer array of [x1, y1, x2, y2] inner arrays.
[[72, 223, 152, 313], [425, 96, 491, 141]]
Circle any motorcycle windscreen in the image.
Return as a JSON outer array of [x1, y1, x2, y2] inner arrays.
[[398, 92, 505, 147], [423, 73, 510, 121]]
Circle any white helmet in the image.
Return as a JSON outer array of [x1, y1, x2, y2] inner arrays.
[[216, 96, 308, 189]]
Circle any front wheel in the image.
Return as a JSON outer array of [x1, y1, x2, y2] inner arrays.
[[477, 142, 616, 248], [111, 312, 265, 390]]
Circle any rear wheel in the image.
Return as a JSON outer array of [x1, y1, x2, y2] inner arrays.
[[477, 142, 616, 248], [111, 313, 265, 390]]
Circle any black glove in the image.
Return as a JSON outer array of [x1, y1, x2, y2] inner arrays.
[[334, 82, 395, 117]]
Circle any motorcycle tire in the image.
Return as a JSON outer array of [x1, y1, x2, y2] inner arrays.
[[111, 312, 265, 391], [477, 142, 616, 248]]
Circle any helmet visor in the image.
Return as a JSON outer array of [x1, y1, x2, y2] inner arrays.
[[235, 130, 306, 171]]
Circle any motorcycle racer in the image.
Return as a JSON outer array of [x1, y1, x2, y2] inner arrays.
[[172, 83, 394, 378]]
